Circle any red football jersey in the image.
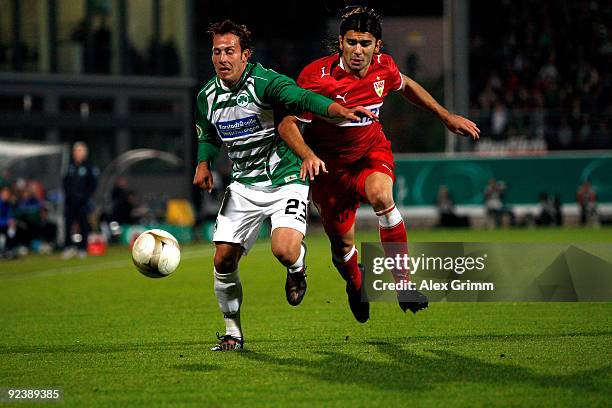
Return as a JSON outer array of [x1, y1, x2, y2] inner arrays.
[[297, 53, 403, 164]]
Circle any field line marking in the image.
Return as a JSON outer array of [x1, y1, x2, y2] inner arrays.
[[0, 245, 269, 281]]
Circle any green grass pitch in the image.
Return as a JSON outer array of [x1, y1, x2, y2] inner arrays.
[[1, 227, 611, 407]]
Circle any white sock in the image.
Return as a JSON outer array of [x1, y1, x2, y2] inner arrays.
[[223, 315, 242, 339], [332, 245, 357, 265], [377, 205, 403, 228], [214, 267, 243, 338], [287, 243, 306, 274]]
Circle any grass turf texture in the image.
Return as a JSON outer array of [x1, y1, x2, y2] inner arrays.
[[1, 227, 611, 407]]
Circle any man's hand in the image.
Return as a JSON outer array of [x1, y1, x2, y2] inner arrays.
[[328, 102, 378, 122], [278, 115, 328, 181], [443, 114, 480, 140], [300, 153, 328, 181], [193, 161, 214, 192], [345, 106, 379, 122]]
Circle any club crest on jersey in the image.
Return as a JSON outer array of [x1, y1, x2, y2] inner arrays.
[[373, 80, 385, 97], [236, 91, 249, 107]]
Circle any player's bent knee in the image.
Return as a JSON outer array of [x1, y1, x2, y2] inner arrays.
[[271, 241, 300, 266], [368, 189, 394, 211], [213, 251, 240, 274], [365, 173, 394, 207]]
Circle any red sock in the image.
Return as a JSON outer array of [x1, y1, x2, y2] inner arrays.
[[333, 248, 361, 290], [379, 217, 410, 284]]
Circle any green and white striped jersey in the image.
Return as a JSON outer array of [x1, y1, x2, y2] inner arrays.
[[196, 62, 334, 188]]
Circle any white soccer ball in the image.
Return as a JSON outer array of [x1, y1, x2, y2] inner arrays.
[[131, 229, 181, 278]]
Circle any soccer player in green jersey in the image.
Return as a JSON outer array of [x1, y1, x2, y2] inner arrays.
[[193, 19, 375, 351]]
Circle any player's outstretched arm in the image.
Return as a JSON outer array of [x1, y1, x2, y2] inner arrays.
[[328, 102, 379, 122], [262, 72, 378, 123], [399, 74, 480, 140], [193, 161, 214, 192], [278, 116, 327, 181]]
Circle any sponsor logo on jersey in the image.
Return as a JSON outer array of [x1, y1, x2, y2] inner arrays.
[[374, 80, 385, 97], [321, 66, 330, 78], [323, 103, 383, 127], [196, 124, 203, 138], [236, 91, 250, 107], [216, 115, 264, 139]]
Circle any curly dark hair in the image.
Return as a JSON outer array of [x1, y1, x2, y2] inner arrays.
[[339, 6, 382, 40], [324, 6, 382, 53], [208, 19, 253, 52]]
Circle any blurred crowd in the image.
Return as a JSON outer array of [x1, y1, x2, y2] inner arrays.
[[470, 0, 612, 149], [0, 165, 605, 260], [436, 179, 601, 229], [0, 177, 57, 259], [0, 141, 191, 260]]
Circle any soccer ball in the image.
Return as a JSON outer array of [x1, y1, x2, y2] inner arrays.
[[131, 229, 181, 278]]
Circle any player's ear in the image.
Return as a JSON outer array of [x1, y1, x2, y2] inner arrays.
[[338, 35, 343, 51], [242, 48, 251, 62], [374, 39, 382, 53]]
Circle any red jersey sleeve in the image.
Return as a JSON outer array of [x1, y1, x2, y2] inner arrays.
[[380, 53, 404, 91]]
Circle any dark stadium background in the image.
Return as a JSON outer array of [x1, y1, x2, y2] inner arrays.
[[0, 0, 610, 239], [1, 2, 611, 406]]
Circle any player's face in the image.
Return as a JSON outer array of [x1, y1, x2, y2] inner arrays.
[[72, 145, 87, 164], [339, 30, 381, 77], [212, 33, 251, 87], [0, 187, 9, 201]]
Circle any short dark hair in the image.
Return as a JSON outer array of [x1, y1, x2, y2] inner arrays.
[[339, 6, 382, 40], [208, 19, 253, 52]]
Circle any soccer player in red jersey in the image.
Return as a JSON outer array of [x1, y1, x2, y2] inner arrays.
[[279, 6, 480, 323]]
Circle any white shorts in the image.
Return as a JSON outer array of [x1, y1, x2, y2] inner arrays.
[[212, 181, 309, 253]]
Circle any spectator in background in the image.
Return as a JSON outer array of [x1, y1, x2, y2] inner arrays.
[[553, 194, 563, 226], [35, 206, 57, 254], [111, 176, 135, 225], [62, 142, 98, 259], [0, 186, 17, 259], [557, 117, 573, 148], [92, 14, 112, 74], [14, 183, 42, 251], [436, 185, 469, 228], [71, 14, 112, 74], [484, 178, 515, 228], [535, 192, 555, 226], [470, 0, 612, 149], [0, 169, 11, 188], [576, 180, 598, 226], [404, 50, 418, 78], [491, 101, 509, 138]]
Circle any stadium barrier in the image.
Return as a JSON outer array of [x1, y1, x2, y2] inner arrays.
[[355, 151, 612, 226]]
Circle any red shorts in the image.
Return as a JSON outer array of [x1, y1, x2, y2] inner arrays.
[[311, 143, 395, 236]]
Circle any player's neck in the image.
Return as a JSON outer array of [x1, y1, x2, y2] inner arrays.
[[220, 77, 240, 88], [221, 79, 235, 88]]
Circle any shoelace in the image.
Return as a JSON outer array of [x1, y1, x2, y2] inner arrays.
[[215, 332, 241, 343], [289, 269, 307, 280]]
